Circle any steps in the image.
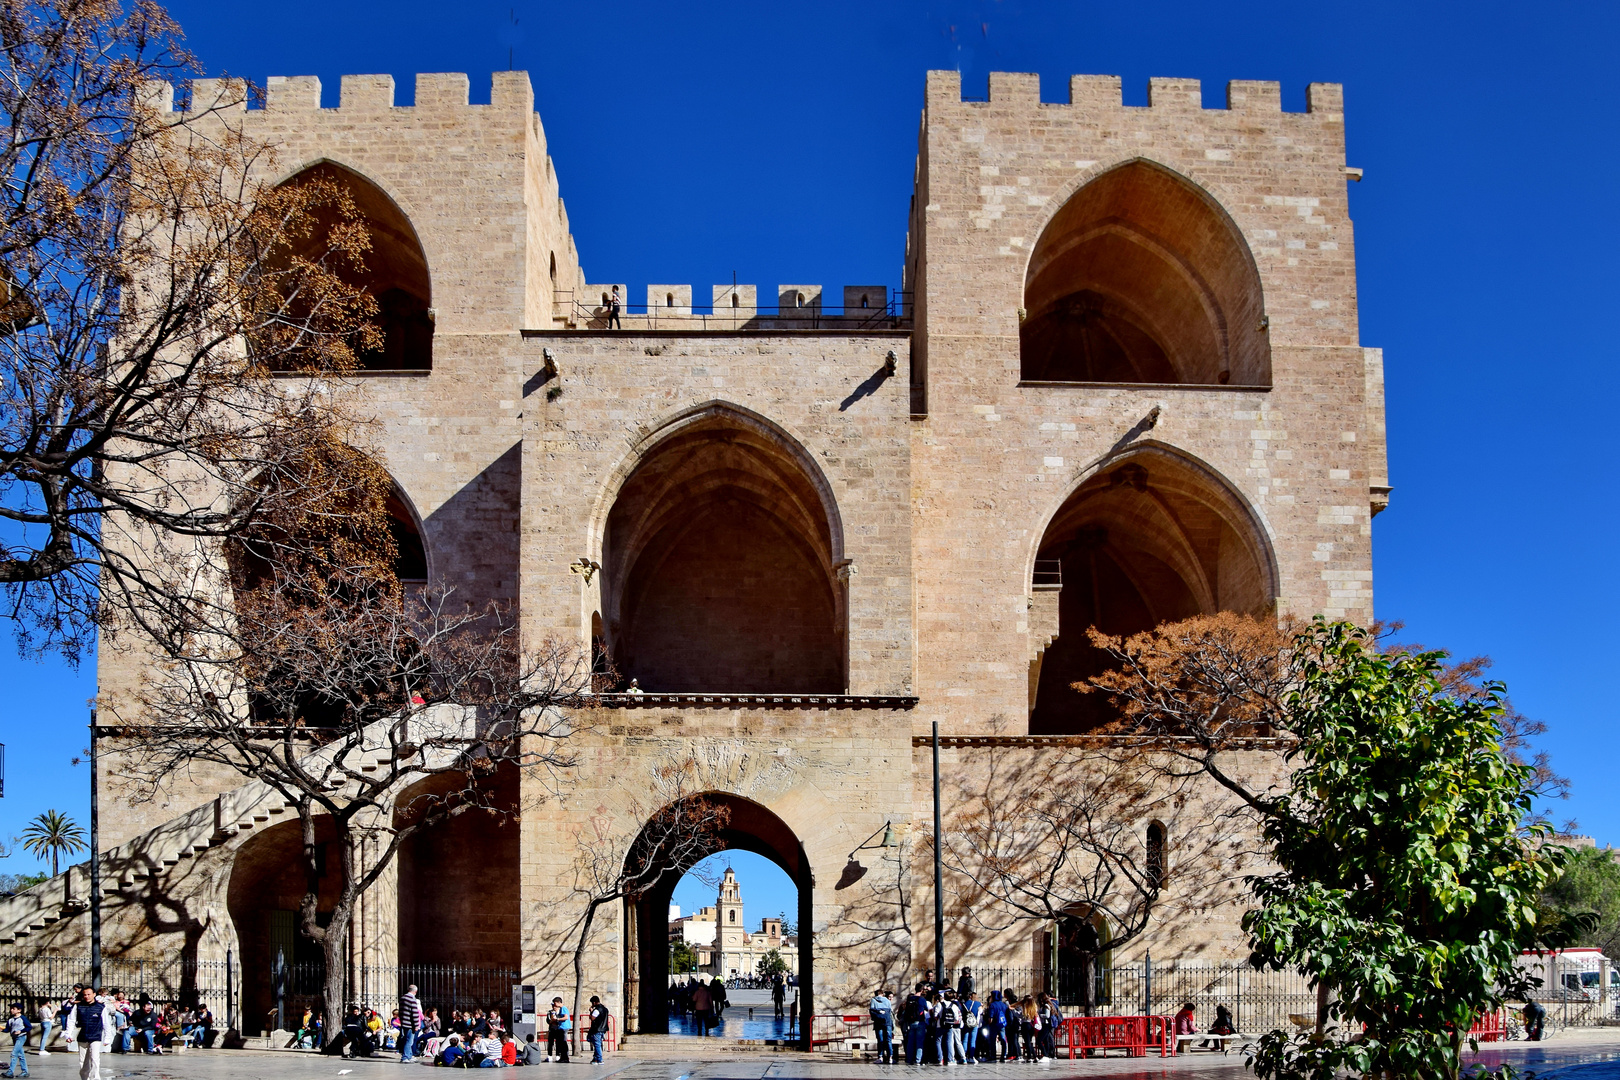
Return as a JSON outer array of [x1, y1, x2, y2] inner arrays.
[[0, 707, 472, 948]]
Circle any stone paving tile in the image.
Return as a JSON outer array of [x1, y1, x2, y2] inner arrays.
[[9, 1028, 1620, 1080]]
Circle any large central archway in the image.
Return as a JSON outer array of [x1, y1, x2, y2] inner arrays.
[[626, 794, 814, 1047], [1030, 446, 1276, 733], [601, 406, 846, 693]]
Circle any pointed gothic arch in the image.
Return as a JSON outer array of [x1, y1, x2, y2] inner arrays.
[[1021, 159, 1269, 386]]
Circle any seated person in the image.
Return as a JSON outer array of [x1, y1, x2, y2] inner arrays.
[[472, 1033, 502, 1067], [499, 1033, 518, 1067], [1173, 1002, 1197, 1037], [439, 1034, 467, 1067]]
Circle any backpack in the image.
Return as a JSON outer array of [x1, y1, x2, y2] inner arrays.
[[901, 994, 923, 1025]]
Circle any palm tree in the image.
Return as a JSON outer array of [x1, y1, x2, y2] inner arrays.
[[20, 810, 86, 877]]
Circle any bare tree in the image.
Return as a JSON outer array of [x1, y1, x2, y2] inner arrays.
[[0, 0, 387, 660], [937, 717, 1251, 1013], [113, 445, 595, 1046], [554, 754, 730, 1051]]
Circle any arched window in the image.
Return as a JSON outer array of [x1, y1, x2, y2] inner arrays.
[[731, 293, 740, 308], [549, 251, 557, 285], [1030, 450, 1274, 734], [270, 162, 433, 371], [1022, 160, 1269, 386], [666, 293, 674, 307], [602, 407, 844, 694], [1145, 822, 1167, 889], [729, 910, 736, 923]]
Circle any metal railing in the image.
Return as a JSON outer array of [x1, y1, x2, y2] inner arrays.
[[0, 953, 237, 1014], [553, 291, 912, 332], [960, 960, 1317, 1035]]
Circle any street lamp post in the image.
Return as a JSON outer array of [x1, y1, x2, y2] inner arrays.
[[933, 721, 944, 986], [89, 708, 102, 991]]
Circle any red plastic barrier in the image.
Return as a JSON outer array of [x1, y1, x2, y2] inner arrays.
[[1468, 1009, 1504, 1043], [1058, 1015, 1173, 1058]]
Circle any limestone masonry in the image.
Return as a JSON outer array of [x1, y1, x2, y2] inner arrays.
[[4, 68, 1385, 1039]]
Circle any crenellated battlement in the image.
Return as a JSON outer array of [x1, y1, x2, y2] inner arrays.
[[925, 69, 1343, 118], [142, 71, 536, 115]]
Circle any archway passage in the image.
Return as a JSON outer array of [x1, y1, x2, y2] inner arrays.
[[1021, 160, 1269, 386], [227, 816, 342, 1029], [274, 162, 433, 371], [603, 410, 844, 693], [395, 763, 521, 968], [628, 794, 814, 1048], [1030, 452, 1274, 734]]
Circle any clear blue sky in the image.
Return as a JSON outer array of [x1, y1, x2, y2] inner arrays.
[[3, 0, 1618, 871]]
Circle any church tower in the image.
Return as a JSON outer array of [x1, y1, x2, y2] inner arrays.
[[716, 866, 745, 977]]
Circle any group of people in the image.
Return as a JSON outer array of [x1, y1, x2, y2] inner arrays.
[[357, 986, 613, 1067], [869, 970, 1065, 1066], [669, 975, 732, 1034], [3, 985, 211, 1080]]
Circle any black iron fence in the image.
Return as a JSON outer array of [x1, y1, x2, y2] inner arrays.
[[554, 290, 912, 331], [0, 952, 519, 1033], [960, 960, 1317, 1035]]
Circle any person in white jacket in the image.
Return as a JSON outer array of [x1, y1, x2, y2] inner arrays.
[[63, 988, 112, 1080]]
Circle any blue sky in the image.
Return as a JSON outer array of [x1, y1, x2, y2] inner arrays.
[[3, 0, 1618, 870]]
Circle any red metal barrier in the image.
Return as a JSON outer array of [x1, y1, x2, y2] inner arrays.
[[1469, 1009, 1505, 1043], [810, 1013, 872, 1049], [1058, 1015, 1173, 1058]]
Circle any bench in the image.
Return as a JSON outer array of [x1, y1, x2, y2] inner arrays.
[[1174, 1033, 1255, 1054]]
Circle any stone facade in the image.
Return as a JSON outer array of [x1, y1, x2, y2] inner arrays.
[[7, 67, 1385, 1039]]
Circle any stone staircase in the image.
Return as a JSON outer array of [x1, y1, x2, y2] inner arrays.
[[0, 710, 463, 948]]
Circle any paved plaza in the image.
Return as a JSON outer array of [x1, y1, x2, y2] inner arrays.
[[8, 1027, 1620, 1080]]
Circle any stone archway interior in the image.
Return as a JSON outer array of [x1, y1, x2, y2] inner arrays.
[[1029, 454, 1272, 734], [1021, 160, 1269, 386], [628, 794, 813, 1045], [273, 161, 434, 371], [603, 414, 844, 693]]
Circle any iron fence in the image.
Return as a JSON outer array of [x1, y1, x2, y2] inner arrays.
[[0, 953, 520, 1032], [553, 290, 912, 331], [961, 960, 1317, 1035]]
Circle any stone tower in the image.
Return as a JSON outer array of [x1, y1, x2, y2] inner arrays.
[[0, 65, 1388, 1047], [715, 867, 745, 978]]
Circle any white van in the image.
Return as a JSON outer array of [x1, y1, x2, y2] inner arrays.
[[1515, 948, 1619, 1008]]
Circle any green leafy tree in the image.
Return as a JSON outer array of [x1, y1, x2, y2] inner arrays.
[[670, 940, 698, 974], [0, 871, 49, 895], [20, 810, 86, 877], [756, 949, 788, 978], [1540, 846, 1620, 957], [1242, 622, 1562, 1080]]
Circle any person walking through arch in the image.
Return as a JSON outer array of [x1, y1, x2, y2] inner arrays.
[[771, 973, 786, 1020]]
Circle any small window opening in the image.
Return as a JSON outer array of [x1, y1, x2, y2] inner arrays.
[[601, 292, 609, 306], [1146, 822, 1167, 889], [861, 294, 870, 308], [729, 910, 736, 922], [731, 293, 739, 308], [795, 292, 804, 307], [549, 252, 557, 284], [667, 293, 675, 307]]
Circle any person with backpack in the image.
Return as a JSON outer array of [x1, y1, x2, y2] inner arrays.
[[868, 988, 895, 1065], [586, 996, 610, 1063], [940, 990, 966, 1065], [960, 990, 981, 1063], [1018, 995, 1040, 1062], [902, 985, 928, 1065], [984, 991, 1008, 1062], [1038, 992, 1060, 1061]]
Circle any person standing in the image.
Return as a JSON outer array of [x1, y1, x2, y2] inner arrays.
[[33, 1003, 51, 1059], [902, 985, 928, 1066], [398, 984, 423, 1063], [607, 286, 623, 330], [545, 997, 571, 1062], [960, 990, 981, 1063], [691, 980, 713, 1036], [771, 974, 786, 1020], [4, 1002, 31, 1078], [586, 996, 610, 1064], [1523, 998, 1546, 1041], [956, 968, 975, 1000], [868, 988, 895, 1065], [64, 986, 112, 1080]]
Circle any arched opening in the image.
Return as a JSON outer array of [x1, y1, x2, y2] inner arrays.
[[601, 409, 844, 693], [1021, 160, 1269, 386], [1030, 450, 1274, 734], [549, 251, 558, 285], [227, 816, 341, 1029], [1055, 910, 1114, 1011], [272, 162, 433, 371], [627, 794, 813, 1046], [395, 763, 521, 970], [666, 292, 674, 308]]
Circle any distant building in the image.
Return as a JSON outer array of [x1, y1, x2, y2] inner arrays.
[[669, 867, 795, 979]]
